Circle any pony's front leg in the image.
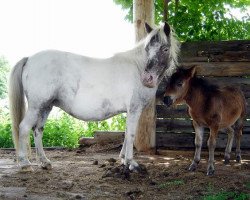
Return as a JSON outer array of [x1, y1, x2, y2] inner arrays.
[[119, 132, 127, 164], [207, 126, 219, 176], [189, 121, 203, 171], [122, 109, 142, 171]]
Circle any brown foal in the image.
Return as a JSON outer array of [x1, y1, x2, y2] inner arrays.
[[164, 67, 246, 175]]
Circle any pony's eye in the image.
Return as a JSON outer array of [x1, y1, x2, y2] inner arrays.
[[162, 45, 169, 52]]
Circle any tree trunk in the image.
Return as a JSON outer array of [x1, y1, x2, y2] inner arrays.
[[133, 0, 156, 152], [163, 0, 169, 22]]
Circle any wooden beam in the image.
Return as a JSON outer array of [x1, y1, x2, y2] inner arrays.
[[180, 40, 250, 58], [182, 62, 250, 76], [156, 131, 250, 149], [133, 0, 156, 152]]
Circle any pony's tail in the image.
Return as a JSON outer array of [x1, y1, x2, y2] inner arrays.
[[8, 57, 28, 157]]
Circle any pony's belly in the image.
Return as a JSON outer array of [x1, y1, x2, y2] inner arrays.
[[63, 99, 126, 121]]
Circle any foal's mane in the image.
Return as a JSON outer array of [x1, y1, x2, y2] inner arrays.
[[190, 76, 220, 96]]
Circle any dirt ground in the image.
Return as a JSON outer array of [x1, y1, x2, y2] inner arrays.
[[0, 146, 249, 200]]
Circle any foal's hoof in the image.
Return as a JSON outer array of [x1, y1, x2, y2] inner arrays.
[[224, 159, 230, 165], [41, 162, 52, 170], [236, 155, 241, 163]]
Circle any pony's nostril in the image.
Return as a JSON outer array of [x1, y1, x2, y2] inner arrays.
[[148, 75, 153, 82]]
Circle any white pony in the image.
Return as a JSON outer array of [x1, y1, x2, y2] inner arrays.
[[9, 22, 180, 173]]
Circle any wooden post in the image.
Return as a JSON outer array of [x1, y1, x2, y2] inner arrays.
[[133, 0, 156, 152]]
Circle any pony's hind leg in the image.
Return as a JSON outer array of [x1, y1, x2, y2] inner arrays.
[[189, 121, 204, 171], [234, 118, 243, 163], [18, 108, 40, 171], [224, 127, 234, 164], [33, 107, 52, 170]]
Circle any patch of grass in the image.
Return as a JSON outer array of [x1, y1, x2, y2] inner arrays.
[[245, 182, 250, 189], [203, 191, 250, 200], [158, 179, 185, 189]]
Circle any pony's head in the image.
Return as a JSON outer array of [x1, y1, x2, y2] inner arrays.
[[141, 22, 180, 88]]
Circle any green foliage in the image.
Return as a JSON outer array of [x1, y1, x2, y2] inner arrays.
[[0, 107, 126, 148], [113, 0, 250, 41], [0, 56, 10, 99], [158, 179, 185, 189], [203, 191, 250, 200], [203, 182, 250, 200]]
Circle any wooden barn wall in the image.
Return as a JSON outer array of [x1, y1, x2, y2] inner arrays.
[[156, 40, 250, 150]]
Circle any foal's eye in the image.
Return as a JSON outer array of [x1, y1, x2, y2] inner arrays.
[[176, 81, 183, 87]]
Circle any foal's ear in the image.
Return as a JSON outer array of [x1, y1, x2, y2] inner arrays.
[[163, 22, 171, 36], [145, 22, 153, 34]]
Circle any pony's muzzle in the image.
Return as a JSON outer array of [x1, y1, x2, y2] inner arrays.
[[163, 96, 173, 107], [141, 72, 158, 88]]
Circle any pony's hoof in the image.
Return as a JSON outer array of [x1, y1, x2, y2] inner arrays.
[[188, 163, 197, 171], [121, 164, 130, 180], [41, 162, 52, 170], [236, 156, 241, 163], [133, 164, 147, 174], [20, 165, 34, 172], [207, 168, 215, 176], [224, 159, 230, 165], [128, 160, 139, 171]]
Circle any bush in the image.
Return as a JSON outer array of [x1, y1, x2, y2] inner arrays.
[[0, 108, 126, 148]]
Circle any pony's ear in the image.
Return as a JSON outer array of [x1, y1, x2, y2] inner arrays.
[[163, 22, 171, 36], [145, 22, 153, 34]]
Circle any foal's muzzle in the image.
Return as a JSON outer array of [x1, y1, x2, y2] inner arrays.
[[163, 96, 173, 107]]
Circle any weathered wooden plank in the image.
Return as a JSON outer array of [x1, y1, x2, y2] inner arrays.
[[182, 62, 250, 76], [156, 105, 189, 118], [156, 118, 192, 131], [156, 131, 250, 149], [180, 40, 250, 58], [94, 131, 124, 145], [182, 51, 250, 62], [156, 99, 250, 119], [156, 118, 250, 131]]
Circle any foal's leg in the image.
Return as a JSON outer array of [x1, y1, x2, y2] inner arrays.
[[123, 108, 143, 171], [18, 108, 39, 171], [207, 126, 219, 175], [224, 127, 234, 164], [33, 108, 52, 170], [189, 121, 204, 171], [234, 119, 243, 163]]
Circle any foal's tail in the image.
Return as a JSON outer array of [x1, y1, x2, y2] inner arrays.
[[8, 57, 28, 155]]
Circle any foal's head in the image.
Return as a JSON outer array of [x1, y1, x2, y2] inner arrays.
[[164, 67, 196, 107], [141, 22, 180, 88]]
